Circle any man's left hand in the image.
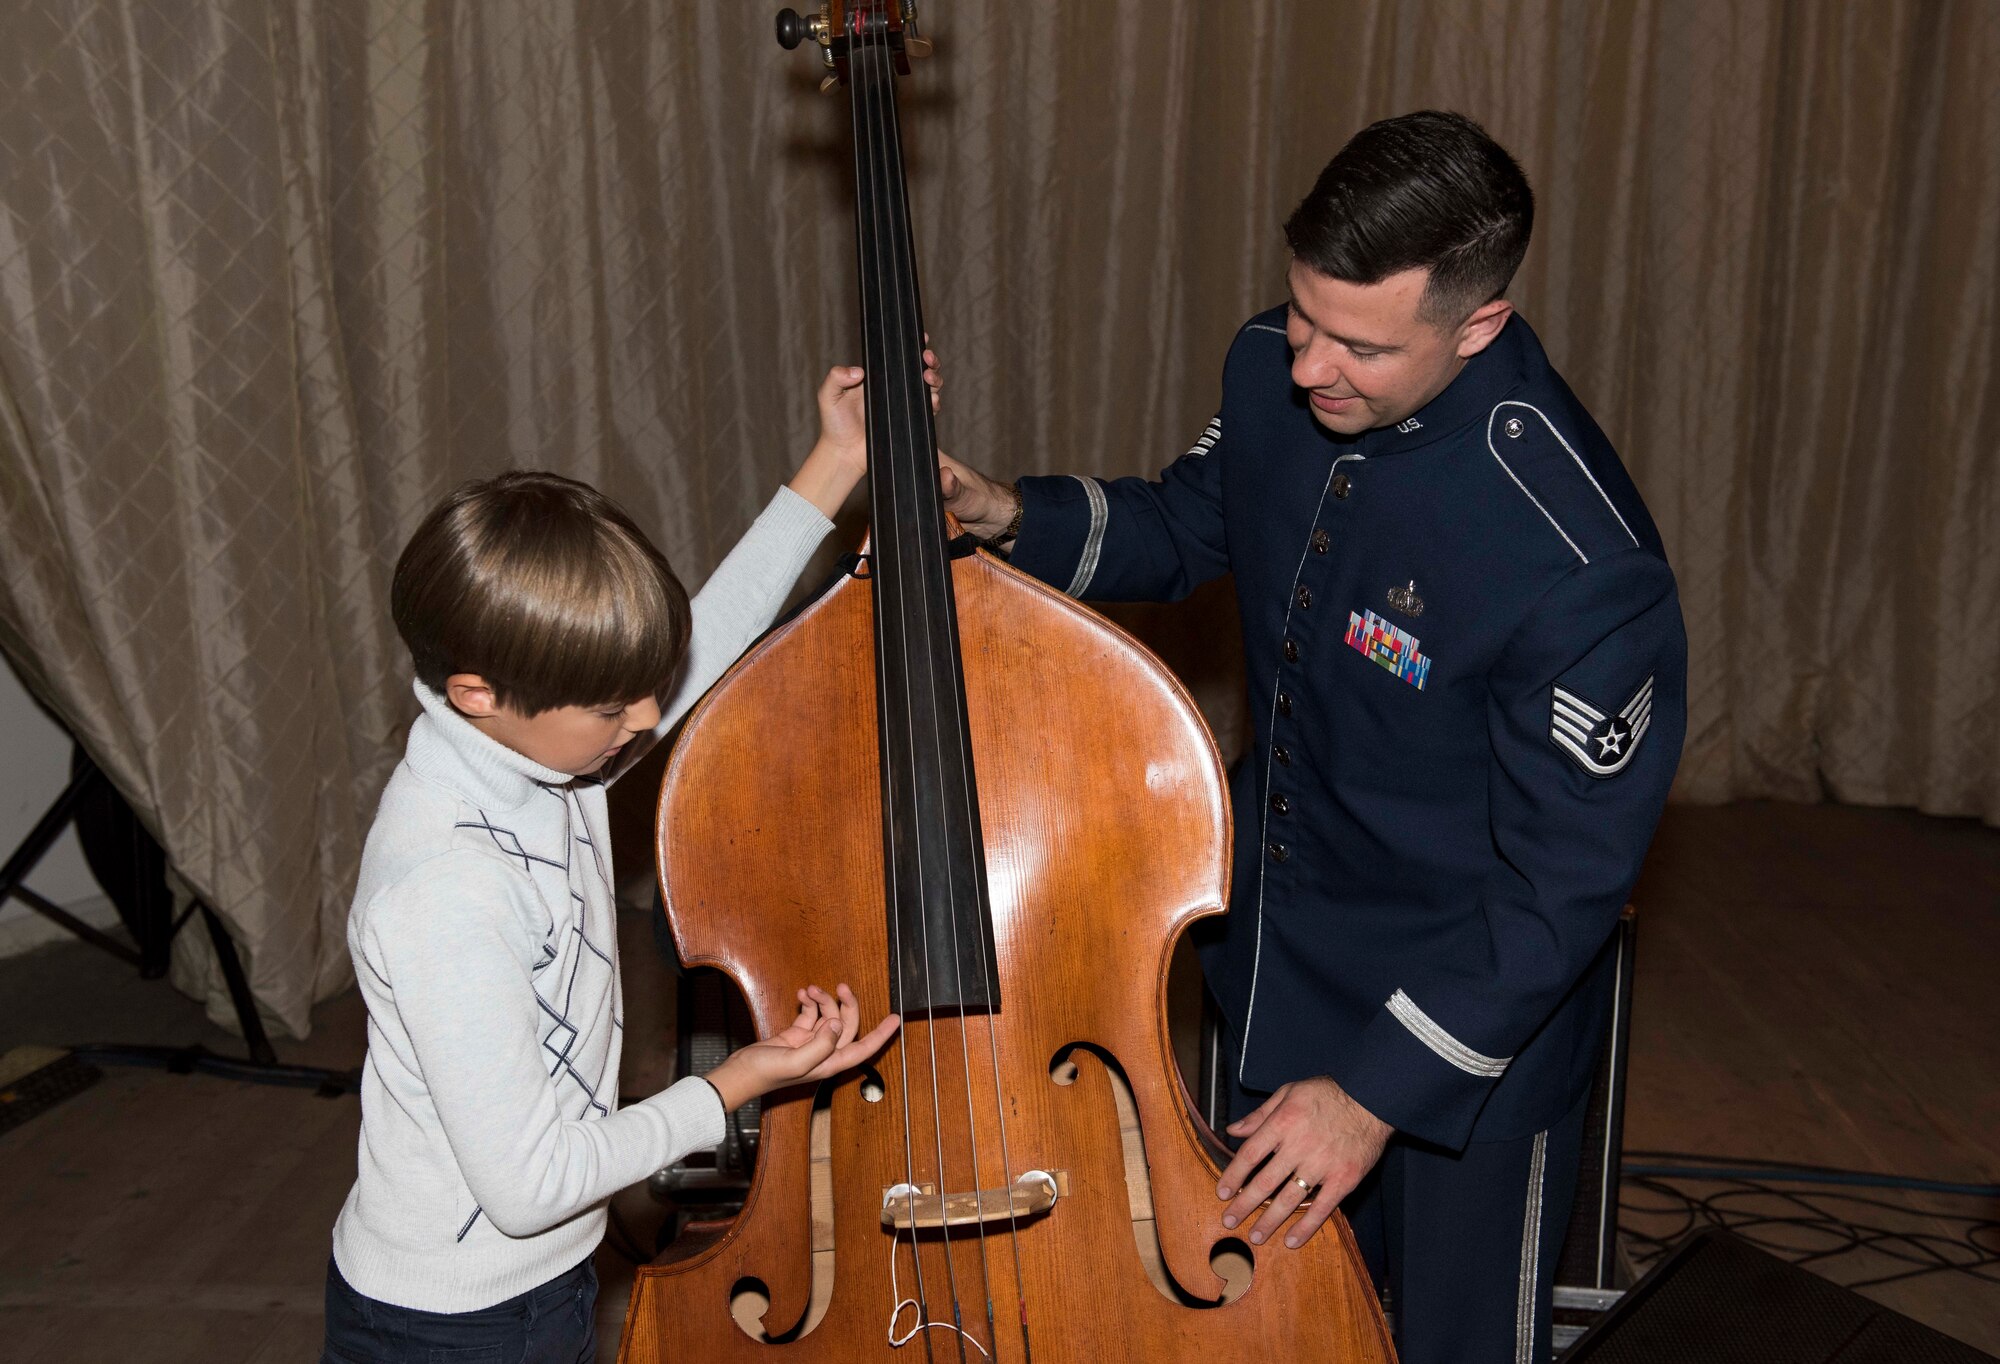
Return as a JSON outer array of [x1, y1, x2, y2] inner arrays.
[[1216, 1076, 1393, 1249]]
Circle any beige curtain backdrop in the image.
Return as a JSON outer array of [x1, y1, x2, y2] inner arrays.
[[0, 0, 1994, 1034]]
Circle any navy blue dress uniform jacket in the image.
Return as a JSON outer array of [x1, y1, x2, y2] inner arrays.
[[1007, 308, 1686, 1150]]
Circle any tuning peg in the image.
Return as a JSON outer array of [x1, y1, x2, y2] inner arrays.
[[777, 7, 830, 51]]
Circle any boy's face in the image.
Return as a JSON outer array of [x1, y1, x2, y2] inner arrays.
[[446, 675, 662, 777]]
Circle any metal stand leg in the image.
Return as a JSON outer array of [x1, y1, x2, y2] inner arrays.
[[1, 755, 143, 966], [0, 758, 103, 911], [2, 745, 349, 1093], [199, 903, 277, 1066]]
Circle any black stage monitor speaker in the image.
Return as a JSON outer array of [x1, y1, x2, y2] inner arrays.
[[1562, 1228, 1995, 1362]]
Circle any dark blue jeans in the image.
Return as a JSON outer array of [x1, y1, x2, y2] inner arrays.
[[321, 1254, 598, 1363]]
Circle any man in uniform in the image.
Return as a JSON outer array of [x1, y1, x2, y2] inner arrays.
[[939, 111, 1686, 1364]]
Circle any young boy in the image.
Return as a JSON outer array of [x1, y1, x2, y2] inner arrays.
[[323, 362, 927, 1362]]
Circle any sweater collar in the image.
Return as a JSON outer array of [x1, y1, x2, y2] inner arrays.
[[405, 680, 574, 813]]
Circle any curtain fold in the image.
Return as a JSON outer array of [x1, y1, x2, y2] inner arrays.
[[1, 0, 1994, 1031]]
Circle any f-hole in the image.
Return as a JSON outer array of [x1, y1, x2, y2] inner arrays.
[[728, 1069, 880, 1343], [1048, 1044, 1254, 1307]]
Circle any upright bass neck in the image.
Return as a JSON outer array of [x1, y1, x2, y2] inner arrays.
[[837, 2, 1000, 1016]]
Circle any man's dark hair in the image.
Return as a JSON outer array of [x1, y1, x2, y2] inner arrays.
[[1284, 110, 1534, 327]]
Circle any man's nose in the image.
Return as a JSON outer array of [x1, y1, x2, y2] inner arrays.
[[1292, 339, 1341, 392]]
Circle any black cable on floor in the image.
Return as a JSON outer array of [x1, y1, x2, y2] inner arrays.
[[1620, 1157, 2000, 1293], [1625, 1148, 2000, 1199]]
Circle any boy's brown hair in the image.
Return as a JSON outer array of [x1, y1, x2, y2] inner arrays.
[[391, 471, 690, 716]]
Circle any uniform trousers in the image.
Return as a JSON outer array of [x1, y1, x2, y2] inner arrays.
[[1226, 1029, 1591, 1364]]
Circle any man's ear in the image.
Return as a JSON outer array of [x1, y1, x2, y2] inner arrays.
[[1455, 299, 1514, 359], [445, 673, 502, 719]]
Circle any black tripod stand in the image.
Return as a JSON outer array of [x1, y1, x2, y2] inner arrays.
[[1, 745, 356, 1094]]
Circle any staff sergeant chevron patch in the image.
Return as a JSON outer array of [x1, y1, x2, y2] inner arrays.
[[1186, 414, 1222, 458], [1550, 675, 1653, 777]]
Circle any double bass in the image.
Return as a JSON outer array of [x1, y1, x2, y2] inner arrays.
[[622, 5, 1395, 1359]]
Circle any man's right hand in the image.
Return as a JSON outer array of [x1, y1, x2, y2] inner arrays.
[[938, 451, 1020, 543]]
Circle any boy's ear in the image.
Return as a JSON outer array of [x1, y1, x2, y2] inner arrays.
[[445, 673, 502, 718]]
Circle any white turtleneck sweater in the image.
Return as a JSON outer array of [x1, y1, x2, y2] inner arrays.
[[332, 486, 831, 1312]]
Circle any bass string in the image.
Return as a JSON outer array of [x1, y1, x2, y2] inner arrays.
[[854, 9, 978, 1358], [862, 12, 1034, 1360], [856, 15, 996, 1359], [849, 8, 935, 1354], [856, 13, 988, 1360]]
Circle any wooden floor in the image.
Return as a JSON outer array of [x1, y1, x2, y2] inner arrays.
[[1620, 801, 2000, 1351], [0, 799, 1994, 1361]]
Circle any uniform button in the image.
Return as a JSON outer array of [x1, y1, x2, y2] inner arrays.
[[1332, 473, 1351, 499], [1504, 416, 1525, 438], [1283, 639, 1299, 662], [1311, 529, 1331, 554], [1276, 691, 1292, 717], [1270, 793, 1290, 816], [1272, 745, 1291, 767], [1295, 585, 1313, 609], [1267, 842, 1289, 863]]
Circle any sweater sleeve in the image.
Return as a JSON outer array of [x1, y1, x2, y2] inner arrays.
[[366, 851, 727, 1237], [656, 485, 834, 732]]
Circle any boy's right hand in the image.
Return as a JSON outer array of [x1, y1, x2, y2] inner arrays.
[[705, 983, 900, 1111], [787, 352, 944, 519]]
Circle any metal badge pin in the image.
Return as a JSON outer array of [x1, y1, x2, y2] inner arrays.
[[1387, 580, 1425, 617], [1503, 416, 1525, 438]]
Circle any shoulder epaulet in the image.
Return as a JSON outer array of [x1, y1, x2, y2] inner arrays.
[[1484, 399, 1641, 565], [1237, 304, 1290, 343], [1220, 306, 1294, 406]]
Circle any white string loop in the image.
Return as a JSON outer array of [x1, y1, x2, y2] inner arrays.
[[883, 1185, 992, 1358]]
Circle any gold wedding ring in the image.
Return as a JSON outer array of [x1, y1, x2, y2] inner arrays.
[[1293, 1176, 1313, 1192]]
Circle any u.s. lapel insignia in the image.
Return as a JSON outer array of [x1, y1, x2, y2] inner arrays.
[[1386, 580, 1425, 617], [1550, 676, 1653, 777], [1345, 609, 1432, 690]]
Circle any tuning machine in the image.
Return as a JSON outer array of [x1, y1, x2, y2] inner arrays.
[[775, 4, 932, 66], [774, 5, 831, 52], [902, 0, 934, 57]]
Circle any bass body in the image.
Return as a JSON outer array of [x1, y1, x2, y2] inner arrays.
[[623, 6, 1395, 1359]]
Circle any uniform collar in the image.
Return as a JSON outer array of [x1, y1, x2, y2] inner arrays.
[[404, 679, 574, 813], [1354, 313, 1536, 458]]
